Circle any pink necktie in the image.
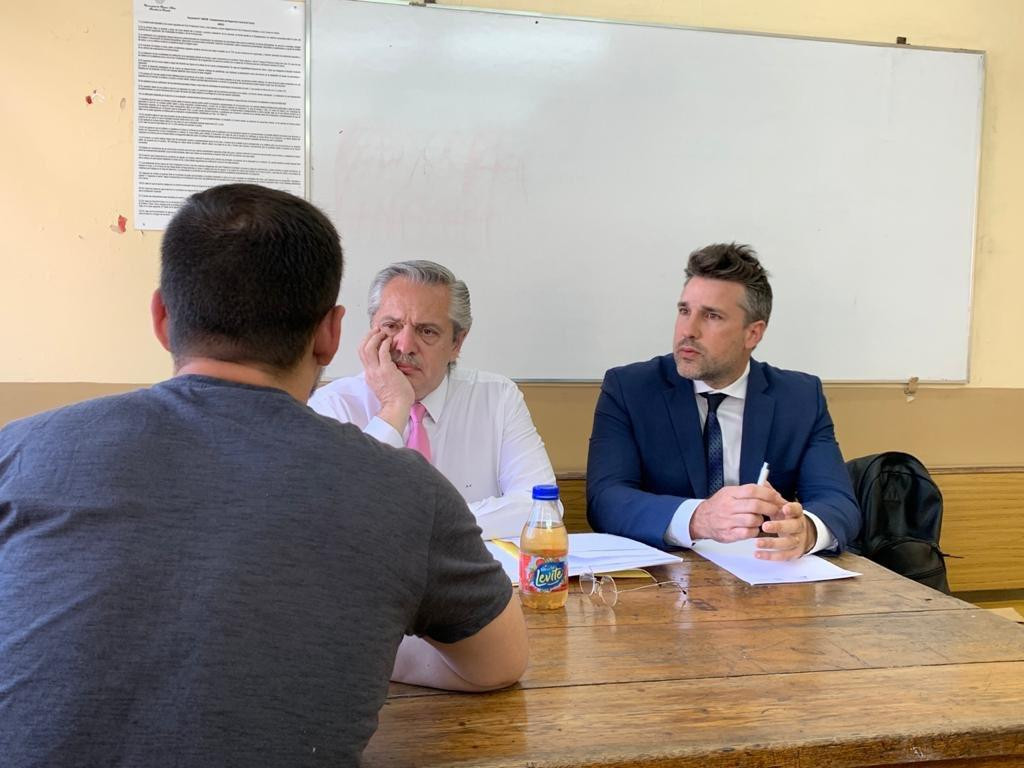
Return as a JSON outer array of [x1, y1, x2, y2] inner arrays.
[[405, 402, 432, 463]]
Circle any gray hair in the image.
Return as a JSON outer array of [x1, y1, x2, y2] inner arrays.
[[366, 260, 473, 339]]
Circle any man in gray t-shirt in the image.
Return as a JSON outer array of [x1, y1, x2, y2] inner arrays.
[[0, 184, 527, 767]]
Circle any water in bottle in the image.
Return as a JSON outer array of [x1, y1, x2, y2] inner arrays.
[[519, 484, 568, 610]]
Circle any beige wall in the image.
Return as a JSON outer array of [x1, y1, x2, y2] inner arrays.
[[1, 2, 168, 383], [3, 1, 1024, 472]]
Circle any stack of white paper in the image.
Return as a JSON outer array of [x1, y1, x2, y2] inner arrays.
[[691, 538, 860, 585], [485, 532, 682, 586]]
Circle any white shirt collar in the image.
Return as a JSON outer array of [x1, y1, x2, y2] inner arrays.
[[692, 360, 751, 401], [417, 369, 451, 422]]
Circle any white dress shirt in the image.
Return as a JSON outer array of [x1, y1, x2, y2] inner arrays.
[[308, 367, 556, 540], [664, 362, 837, 553]]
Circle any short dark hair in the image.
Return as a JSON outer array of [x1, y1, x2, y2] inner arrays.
[[685, 242, 772, 324], [160, 184, 343, 370]]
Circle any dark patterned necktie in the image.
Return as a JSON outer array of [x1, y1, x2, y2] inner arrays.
[[701, 393, 728, 496]]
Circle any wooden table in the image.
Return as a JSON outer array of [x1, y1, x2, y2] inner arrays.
[[364, 553, 1024, 767]]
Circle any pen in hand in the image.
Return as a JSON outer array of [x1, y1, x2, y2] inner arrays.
[[756, 461, 774, 537], [756, 461, 769, 487]]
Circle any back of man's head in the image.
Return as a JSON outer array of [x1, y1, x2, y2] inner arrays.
[[685, 242, 773, 325], [160, 183, 343, 370]]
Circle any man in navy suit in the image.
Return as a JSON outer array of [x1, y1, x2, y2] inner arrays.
[[587, 243, 859, 560]]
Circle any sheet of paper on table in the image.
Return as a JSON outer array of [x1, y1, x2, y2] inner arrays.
[[486, 532, 682, 586], [691, 538, 860, 585]]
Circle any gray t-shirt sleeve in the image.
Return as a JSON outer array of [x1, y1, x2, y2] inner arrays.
[[410, 476, 513, 644]]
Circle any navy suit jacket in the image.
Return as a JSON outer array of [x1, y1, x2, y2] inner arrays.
[[586, 355, 860, 552]]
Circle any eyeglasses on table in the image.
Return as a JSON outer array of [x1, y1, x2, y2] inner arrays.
[[577, 568, 687, 607]]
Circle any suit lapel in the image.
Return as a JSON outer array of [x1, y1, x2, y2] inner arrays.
[[740, 360, 775, 484], [661, 357, 708, 498]]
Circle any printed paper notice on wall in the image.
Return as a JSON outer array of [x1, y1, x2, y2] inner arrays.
[[133, 0, 306, 229]]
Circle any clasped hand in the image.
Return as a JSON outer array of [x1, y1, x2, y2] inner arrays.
[[689, 482, 816, 560]]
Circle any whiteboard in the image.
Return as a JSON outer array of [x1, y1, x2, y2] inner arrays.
[[309, 0, 983, 382]]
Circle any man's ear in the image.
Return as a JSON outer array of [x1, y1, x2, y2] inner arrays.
[[744, 319, 767, 350], [313, 305, 345, 366], [151, 290, 172, 352], [450, 329, 468, 362]]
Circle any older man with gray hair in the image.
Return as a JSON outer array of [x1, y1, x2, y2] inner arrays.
[[309, 260, 556, 539]]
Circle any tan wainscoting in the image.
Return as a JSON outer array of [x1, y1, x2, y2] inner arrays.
[[557, 468, 1024, 594], [932, 469, 1024, 592], [558, 475, 589, 535], [522, 383, 1024, 476]]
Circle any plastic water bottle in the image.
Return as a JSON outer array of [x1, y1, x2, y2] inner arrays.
[[519, 484, 568, 610]]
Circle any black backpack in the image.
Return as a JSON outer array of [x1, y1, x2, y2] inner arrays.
[[845, 452, 950, 593]]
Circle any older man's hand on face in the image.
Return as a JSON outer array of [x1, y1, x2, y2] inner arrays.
[[359, 327, 415, 434]]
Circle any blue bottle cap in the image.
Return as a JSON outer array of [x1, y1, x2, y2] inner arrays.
[[532, 484, 559, 500]]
